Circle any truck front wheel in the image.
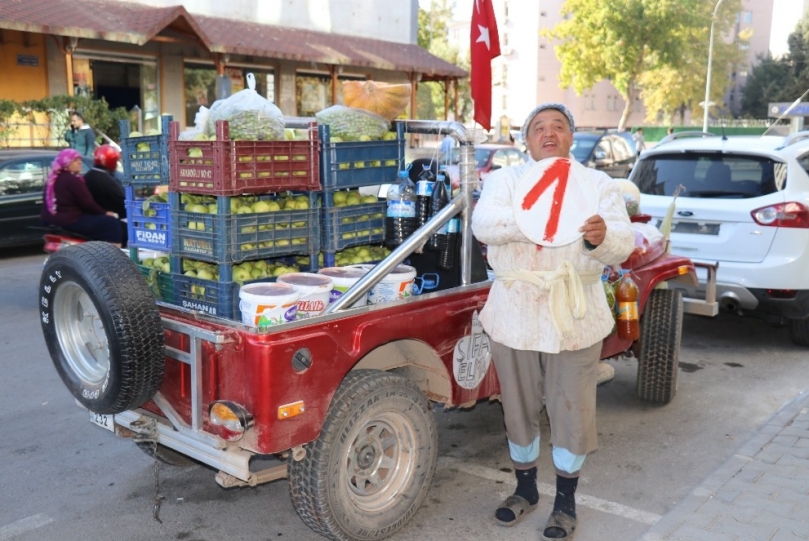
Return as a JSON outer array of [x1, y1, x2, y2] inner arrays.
[[636, 289, 683, 404], [288, 370, 437, 541]]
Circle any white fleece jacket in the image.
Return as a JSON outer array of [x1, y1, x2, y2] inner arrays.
[[471, 160, 635, 353]]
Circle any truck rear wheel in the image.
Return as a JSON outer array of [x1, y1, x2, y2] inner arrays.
[[636, 289, 683, 404], [288, 370, 437, 541], [39, 242, 165, 414]]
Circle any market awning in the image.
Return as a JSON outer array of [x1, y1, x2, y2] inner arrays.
[[0, 0, 210, 47], [0, 0, 466, 79]]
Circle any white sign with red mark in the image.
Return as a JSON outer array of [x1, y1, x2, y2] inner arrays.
[[513, 158, 599, 247]]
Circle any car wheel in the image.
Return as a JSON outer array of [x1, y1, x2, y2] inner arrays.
[[39, 242, 165, 414], [287, 370, 437, 540], [636, 289, 683, 404], [787, 316, 809, 347]]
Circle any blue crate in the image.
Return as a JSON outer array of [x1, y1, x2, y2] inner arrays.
[[319, 122, 404, 190], [120, 116, 171, 186], [125, 186, 171, 251], [321, 200, 386, 251], [170, 255, 314, 321], [171, 192, 320, 264]]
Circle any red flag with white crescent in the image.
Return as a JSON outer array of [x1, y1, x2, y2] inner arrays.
[[470, 0, 500, 131]]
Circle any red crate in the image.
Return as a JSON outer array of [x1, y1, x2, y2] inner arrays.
[[168, 121, 321, 196]]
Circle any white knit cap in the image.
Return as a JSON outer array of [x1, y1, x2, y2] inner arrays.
[[521, 102, 575, 141]]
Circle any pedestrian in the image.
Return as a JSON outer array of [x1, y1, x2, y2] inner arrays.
[[667, 127, 674, 135], [632, 127, 645, 155], [84, 144, 127, 247], [471, 103, 634, 540], [65, 111, 96, 157], [41, 148, 123, 246]]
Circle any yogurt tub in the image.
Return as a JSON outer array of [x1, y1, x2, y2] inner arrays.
[[238, 282, 299, 327], [318, 266, 370, 307], [277, 272, 333, 318]]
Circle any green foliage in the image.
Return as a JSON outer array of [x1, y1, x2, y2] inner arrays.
[[0, 99, 17, 144], [9, 95, 129, 146], [416, 0, 470, 122], [546, 0, 742, 129]]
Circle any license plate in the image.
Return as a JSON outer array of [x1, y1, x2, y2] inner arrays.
[[89, 411, 115, 432]]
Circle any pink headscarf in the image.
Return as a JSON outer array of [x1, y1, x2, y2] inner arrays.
[[46, 148, 83, 215]]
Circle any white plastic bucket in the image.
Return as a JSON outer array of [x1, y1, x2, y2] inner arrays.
[[359, 264, 417, 305], [239, 282, 299, 327], [318, 266, 369, 307], [277, 272, 333, 318]]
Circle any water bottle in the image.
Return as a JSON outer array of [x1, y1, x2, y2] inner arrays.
[[385, 170, 417, 249], [438, 216, 460, 270], [426, 172, 449, 252], [415, 166, 436, 229]]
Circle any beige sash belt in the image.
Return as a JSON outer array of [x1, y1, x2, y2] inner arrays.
[[495, 261, 602, 338]]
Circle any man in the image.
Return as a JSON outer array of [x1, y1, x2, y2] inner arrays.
[[84, 144, 127, 246], [65, 111, 96, 157], [471, 103, 634, 540], [633, 127, 646, 156]]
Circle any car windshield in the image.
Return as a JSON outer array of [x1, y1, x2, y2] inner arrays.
[[631, 153, 787, 198], [447, 148, 493, 169], [570, 137, 597, 162]]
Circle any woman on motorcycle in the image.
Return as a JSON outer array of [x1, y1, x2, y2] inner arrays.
[[41, 148, 123, 247]]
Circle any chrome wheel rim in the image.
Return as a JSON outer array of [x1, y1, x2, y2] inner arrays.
[[53, 281, 110, 386], [343, 411, 416, 512]]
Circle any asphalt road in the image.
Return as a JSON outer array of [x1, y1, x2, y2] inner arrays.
[[1, 245, 807, 541]]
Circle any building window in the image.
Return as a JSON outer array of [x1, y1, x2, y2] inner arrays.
[[740, 43, 749, 50], [296, 72, 331, 117], [739, 69, 748, 77], [742, 10, 752, 23]]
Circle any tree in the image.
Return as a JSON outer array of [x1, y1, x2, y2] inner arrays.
[[416, 0, 470, 122], [545, 0, 742, 130], [739, 12, 809, 118]]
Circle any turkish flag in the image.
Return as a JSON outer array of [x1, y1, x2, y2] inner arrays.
[[470, 0, 500, 131]]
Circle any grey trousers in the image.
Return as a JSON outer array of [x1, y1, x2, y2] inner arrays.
[[491, 339, 602, 470]]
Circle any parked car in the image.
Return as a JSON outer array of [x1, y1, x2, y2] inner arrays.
[[571, 131, 637, 178], [629, 131, 809, 345], [445, 143, 529, 189], [0, 150, 94, 249]]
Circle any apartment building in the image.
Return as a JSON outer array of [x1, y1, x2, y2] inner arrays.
[[450, 0, 778, 130]]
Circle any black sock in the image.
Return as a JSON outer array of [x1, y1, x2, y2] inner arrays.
[[553, 474, 578, 518], [495, 467, 538, 522]]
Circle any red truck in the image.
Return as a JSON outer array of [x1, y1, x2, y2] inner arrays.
[[38, 121, 716, 541]]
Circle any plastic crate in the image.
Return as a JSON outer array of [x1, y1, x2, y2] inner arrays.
[[171, 192, 320, 263], [170, 256, 310, 321], [129, 250, 174, 303], [125, 186, 171, 251], [120, 116, 171, 186], [168, 121, 321, 196], [319, 122, 405, 190], [321, 200, 386, 251]]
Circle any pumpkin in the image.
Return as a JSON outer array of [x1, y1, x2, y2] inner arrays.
[[341, 80, 411, 121]]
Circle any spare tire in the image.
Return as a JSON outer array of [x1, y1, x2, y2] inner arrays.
[[39, 242, 165, 414]]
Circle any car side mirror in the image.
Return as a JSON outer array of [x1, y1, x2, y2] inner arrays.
[[594, 149, 607, 160]]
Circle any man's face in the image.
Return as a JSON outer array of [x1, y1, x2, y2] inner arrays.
[[524, 109, 573, 161], [70, 115, 83, 128]]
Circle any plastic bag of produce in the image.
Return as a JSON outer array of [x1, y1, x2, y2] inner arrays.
[[178, 105, 211, 141], [208, 73, 284, 141], [615, 178, 641, 216], [315, 105, 391, 141]]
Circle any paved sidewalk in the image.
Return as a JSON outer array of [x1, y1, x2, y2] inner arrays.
[[640, 390, 809, 541]]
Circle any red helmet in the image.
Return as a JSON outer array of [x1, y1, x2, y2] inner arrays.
[[93, 144, 121, 171]]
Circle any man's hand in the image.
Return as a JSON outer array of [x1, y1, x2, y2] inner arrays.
[[579, 215, 606, 246]]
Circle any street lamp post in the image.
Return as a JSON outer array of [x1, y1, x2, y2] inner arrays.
[[703, 0, 727, 133]]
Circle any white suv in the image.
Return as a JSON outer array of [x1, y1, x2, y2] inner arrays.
[[629, 131, 809, 346]]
